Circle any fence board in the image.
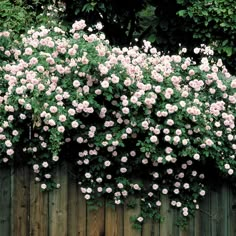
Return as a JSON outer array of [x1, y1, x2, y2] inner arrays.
[[105, 203, 124, 236], [198, 190, 211, 236], [78, 190, 87, 236], [29, 172, 48, 236], [142, 219, 159, 236], [160, 195, 179, 236], [67, 174, 80, 236], [0, 167, 11, 236], [229, 187, 236, 236], [218, 184, 229, 236], [194, 209, 201, 236], [49, 163, 68, 236], [87, 199, 105, 236], [11, 166, 30, 236], [124, 198, 141, 236], [0, 165, 236, 236]]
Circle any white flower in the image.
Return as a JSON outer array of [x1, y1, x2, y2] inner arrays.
[[95, 22, 103, 30], [42, 162, 49, 168], [52, 156, 59, 162], [150, 135, 158, 143], [137, 217, 143, 223], [85, 172, 91, 178], [104, 160, 111, 167], [41, 184, 47, 190]]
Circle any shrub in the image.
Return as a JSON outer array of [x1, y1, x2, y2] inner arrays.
[[0, 19, 235, 227]]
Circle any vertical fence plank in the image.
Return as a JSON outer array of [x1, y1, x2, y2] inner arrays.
[[209, 187, 219, 236], [142, 219, 159, 236], [11, 166, 30, 236], [123, 198, 141, 236], [49, 163, 68, 236], [67, 172, 88, 236], [87, 199, 105, 236], [194, 208, 201, 236], [29, 172, 49, 236], [67, 176, 79, 236], [199, 190, 211, 236], [229, 186, 236, 236], [159, 196, 179, 236], [0, 167, 11, 236], [78, 190, 87, 236], [217, 183, 229, 236], [1, 163, 236, 236], [105, 203, 124, 236]]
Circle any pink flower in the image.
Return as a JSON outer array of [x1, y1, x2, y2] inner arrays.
[[49, 106, 58, 113], [59, 115, 67, 122], [193, 154, 200, 160], [37, 66, 45, 73], [101, 80, 109, 88], [48, 119, 56, 126], [120, 167, 127, 173], [231, 79, 236, 88], [71, 121, 79, 128], [166, 119, 174, 126], [68, 108, 76, 116], [205, 138, 213, 146], [57, 126, 65, 133], [122, 107, 129, 114], [150, 135, 158, 143]]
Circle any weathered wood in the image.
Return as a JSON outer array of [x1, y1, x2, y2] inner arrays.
[[217, 183, 229, 236], [142, 219, 159, 236], [194, 208, 201, 236], [49, 163, 68, 236], [210, 187, 220, 236], [105, 203, 124, 236], [29, 172, 48, 236], [11, 166, 30, 236], [87, 199, 105, 236], [0, 167, 11, 236], [199, 190, 211, 236], [0, 165, 236, 236], [123, 198, 141, 236], [159, 195, 179, 236], [180, 211, 195, 236], [229, 186, 236, 236], [78, 189, 87, 236]]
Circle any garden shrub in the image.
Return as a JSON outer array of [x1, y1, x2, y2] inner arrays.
[[0, 19, 235, 227]]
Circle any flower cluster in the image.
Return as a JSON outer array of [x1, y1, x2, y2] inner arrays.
[[0, 19, 235, 226]]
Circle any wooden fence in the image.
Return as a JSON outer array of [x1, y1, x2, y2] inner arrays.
[[1, 164, 236, 236]]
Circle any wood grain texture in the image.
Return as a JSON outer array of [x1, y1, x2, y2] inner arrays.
[[123, 198, 141, 236], [78, 189, 87, 236], [0, 165, 236, 236], [29, 172, 48, 236], [199, 190, 211, 236], [49, 163, 68, 236], [142, 219, 159, 236], [0, 167, 11, 236], [105, 203, 124, 236], [159, 195, 179, 236], [87, 199, 105, 236], [11, 166, 30, 236]]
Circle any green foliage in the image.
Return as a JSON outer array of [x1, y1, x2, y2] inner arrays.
[[176, 0, 236, 73], [0, 0, 35, 34], [61, 0, 147, 45], [0, 0, 63, 38], [58, 0, 236, 74]]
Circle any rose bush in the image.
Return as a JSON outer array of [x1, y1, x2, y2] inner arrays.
[[0, 19, 235, 227]]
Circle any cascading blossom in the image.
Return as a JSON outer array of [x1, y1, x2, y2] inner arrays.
[[0, 18, 235, 227]]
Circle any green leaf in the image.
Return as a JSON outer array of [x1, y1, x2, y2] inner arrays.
[[177, 10, 187, 17], [147, 34, 156, 43]]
